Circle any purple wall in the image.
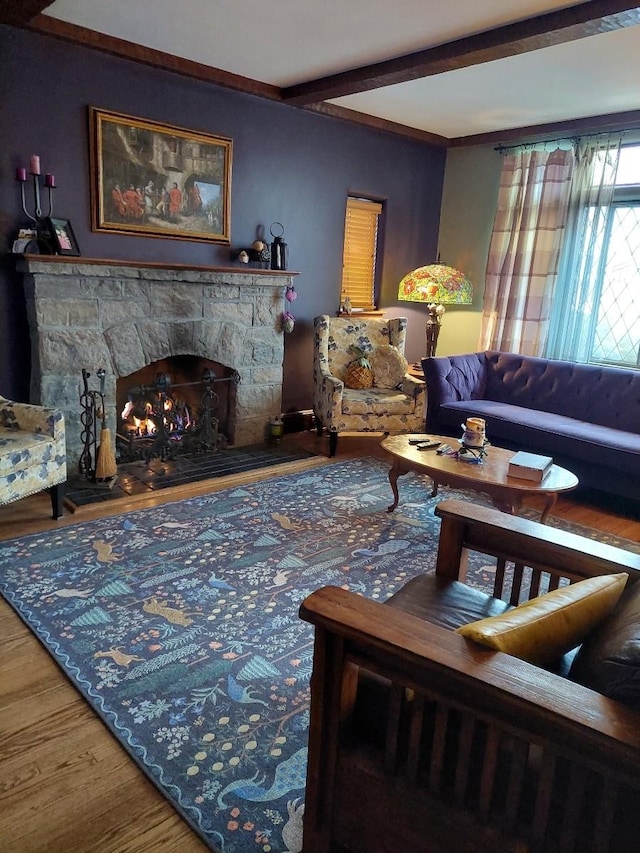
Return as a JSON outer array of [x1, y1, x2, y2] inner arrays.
[[0, 26, 445, 412]]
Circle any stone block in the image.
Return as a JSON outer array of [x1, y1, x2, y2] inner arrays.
[[149, 285, 205, 319], [100, 299, 150, 329], [193, 321, 221, 360], [207, 301, 253, 325], [104, 324, 146, 377], [205, 284, 240, 300], [249, 365, 283, 385], [214, 323, 248, 367], [168, 321, 199, 354], [36, 298, 100, 328], [138, 323, 171, 364], [254, 292, 283, 328], [233, 418, 270, 447], [39, 330, 113, 375]]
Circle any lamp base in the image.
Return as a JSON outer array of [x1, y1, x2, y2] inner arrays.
[[425, 319, 441, 358]]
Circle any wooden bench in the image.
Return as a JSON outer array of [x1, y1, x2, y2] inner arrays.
[[299, 500, 640, 853]]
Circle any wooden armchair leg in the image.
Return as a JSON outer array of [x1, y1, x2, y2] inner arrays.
[[50, 483, 65, 519], [329, 429, 338, 457]]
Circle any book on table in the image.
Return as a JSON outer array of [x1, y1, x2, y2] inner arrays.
[[507, 451, 553, 483]]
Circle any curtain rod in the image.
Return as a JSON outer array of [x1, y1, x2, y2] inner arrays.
[[494, 128, 636, 154]]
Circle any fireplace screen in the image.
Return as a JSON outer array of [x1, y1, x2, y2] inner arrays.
[[116, 356, 239, 463]]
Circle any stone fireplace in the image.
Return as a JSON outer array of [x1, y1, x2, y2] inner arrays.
[[18, 257, 297, 470]]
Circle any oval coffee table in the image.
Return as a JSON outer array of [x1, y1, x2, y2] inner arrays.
[[382, 434, 579, 523]]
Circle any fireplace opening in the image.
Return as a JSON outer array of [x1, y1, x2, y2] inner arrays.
[[116, 356, 239, 464]]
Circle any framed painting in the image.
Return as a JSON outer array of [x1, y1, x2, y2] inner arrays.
[[90, 107, 232, 244]]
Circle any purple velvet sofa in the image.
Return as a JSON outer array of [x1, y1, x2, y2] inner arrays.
[[422, 350, 640, 501]]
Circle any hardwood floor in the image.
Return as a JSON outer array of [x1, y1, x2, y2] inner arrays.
[[0, 432, 638, 852]]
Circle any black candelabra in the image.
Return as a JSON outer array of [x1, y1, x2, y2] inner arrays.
[[15, 155, 57, 250]]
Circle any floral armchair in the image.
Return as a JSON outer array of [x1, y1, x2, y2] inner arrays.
[[0, 396, 67, 519], [313, 315, 426, 455]]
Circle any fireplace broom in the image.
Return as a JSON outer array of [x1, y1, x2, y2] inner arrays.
[[95, 411, 118, 480]]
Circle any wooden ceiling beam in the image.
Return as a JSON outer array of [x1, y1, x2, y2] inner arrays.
[[282, 1, 640, 105], [0, 1, 53, 26]]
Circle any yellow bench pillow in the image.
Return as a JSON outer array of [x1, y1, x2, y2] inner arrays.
[[456, 573, 628, 666]]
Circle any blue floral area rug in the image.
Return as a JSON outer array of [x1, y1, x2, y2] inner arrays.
[[0, 457, 636, 852]]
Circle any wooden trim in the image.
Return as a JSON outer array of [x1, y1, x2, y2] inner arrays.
[[449, 108, 640, 148], [282, 1, 640, 105], [27, 14, 281, 100]]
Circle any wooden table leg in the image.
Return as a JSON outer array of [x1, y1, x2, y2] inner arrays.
[[491, 497, 518, 515], [540, 493, 558, 524], [388, 461, 442, 512], [387, 459, 405, 513]]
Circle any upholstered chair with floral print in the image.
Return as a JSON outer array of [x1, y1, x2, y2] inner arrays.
[[0, 396, 67, 519], [313, 315, 426, 456]]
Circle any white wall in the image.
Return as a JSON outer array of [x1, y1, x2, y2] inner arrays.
[[435, 145, 503, 356]]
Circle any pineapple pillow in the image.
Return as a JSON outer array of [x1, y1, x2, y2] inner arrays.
[[344, 345, 374, 389], [370, 345, 408, 388]]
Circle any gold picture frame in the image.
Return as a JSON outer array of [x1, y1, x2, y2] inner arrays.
[[90, 107, 232, 244]]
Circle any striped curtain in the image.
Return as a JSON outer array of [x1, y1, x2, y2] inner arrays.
[[480, 148, 574, 355]]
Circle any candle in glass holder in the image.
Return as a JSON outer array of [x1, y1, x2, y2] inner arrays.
[[45, 174, 56, 188], [15, 167, 27, 182], [30, 155, 41, 175]]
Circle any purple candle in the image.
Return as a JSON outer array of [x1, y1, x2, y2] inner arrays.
[[16, 167, 27, 182], [45, 174, 56, 188]]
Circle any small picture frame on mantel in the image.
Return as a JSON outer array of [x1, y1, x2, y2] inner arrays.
[[39, 217, 81, 256]]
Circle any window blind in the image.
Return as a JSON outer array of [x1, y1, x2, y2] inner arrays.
[[340, 198, 383, 309]]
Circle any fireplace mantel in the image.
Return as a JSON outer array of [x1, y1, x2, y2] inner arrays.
[[18, 256, 298, 468], [18, 254, 300, 277]]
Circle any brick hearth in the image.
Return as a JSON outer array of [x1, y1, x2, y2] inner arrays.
[[18, 257, 296, 468]]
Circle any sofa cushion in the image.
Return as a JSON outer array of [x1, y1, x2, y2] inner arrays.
[[456, 573, 628, 666], [569, 581, 640, 710], [386, 574, 512, 628], [342, 387, 416, 416], [437, 401, 640, 476]]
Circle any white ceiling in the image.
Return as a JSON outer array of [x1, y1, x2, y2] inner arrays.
[[40, 0, 640, 141]]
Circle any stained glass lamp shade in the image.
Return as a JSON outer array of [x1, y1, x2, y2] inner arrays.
[[398, 264, 473, 358]]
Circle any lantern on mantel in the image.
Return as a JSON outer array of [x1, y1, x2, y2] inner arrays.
[[270, 222, 288, 271]]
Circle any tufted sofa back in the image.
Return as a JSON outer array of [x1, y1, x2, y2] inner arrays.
[[484, 351, 640, 431], [423, 350, 640, 433]]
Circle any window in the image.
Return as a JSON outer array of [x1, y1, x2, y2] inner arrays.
[[589, 145, 640, 366], [340, 197, 383, 310], [548, 142, 640, 368]]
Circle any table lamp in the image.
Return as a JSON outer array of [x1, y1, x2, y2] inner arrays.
[[397, 263, 473, 358]]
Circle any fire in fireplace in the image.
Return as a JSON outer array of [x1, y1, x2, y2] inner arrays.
[[116, 356, 239, 463]]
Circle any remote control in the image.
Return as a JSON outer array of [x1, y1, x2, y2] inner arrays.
[[408, 436, 435, 445], [436, 444, 451, 454], [417, 441, 441, 450]]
